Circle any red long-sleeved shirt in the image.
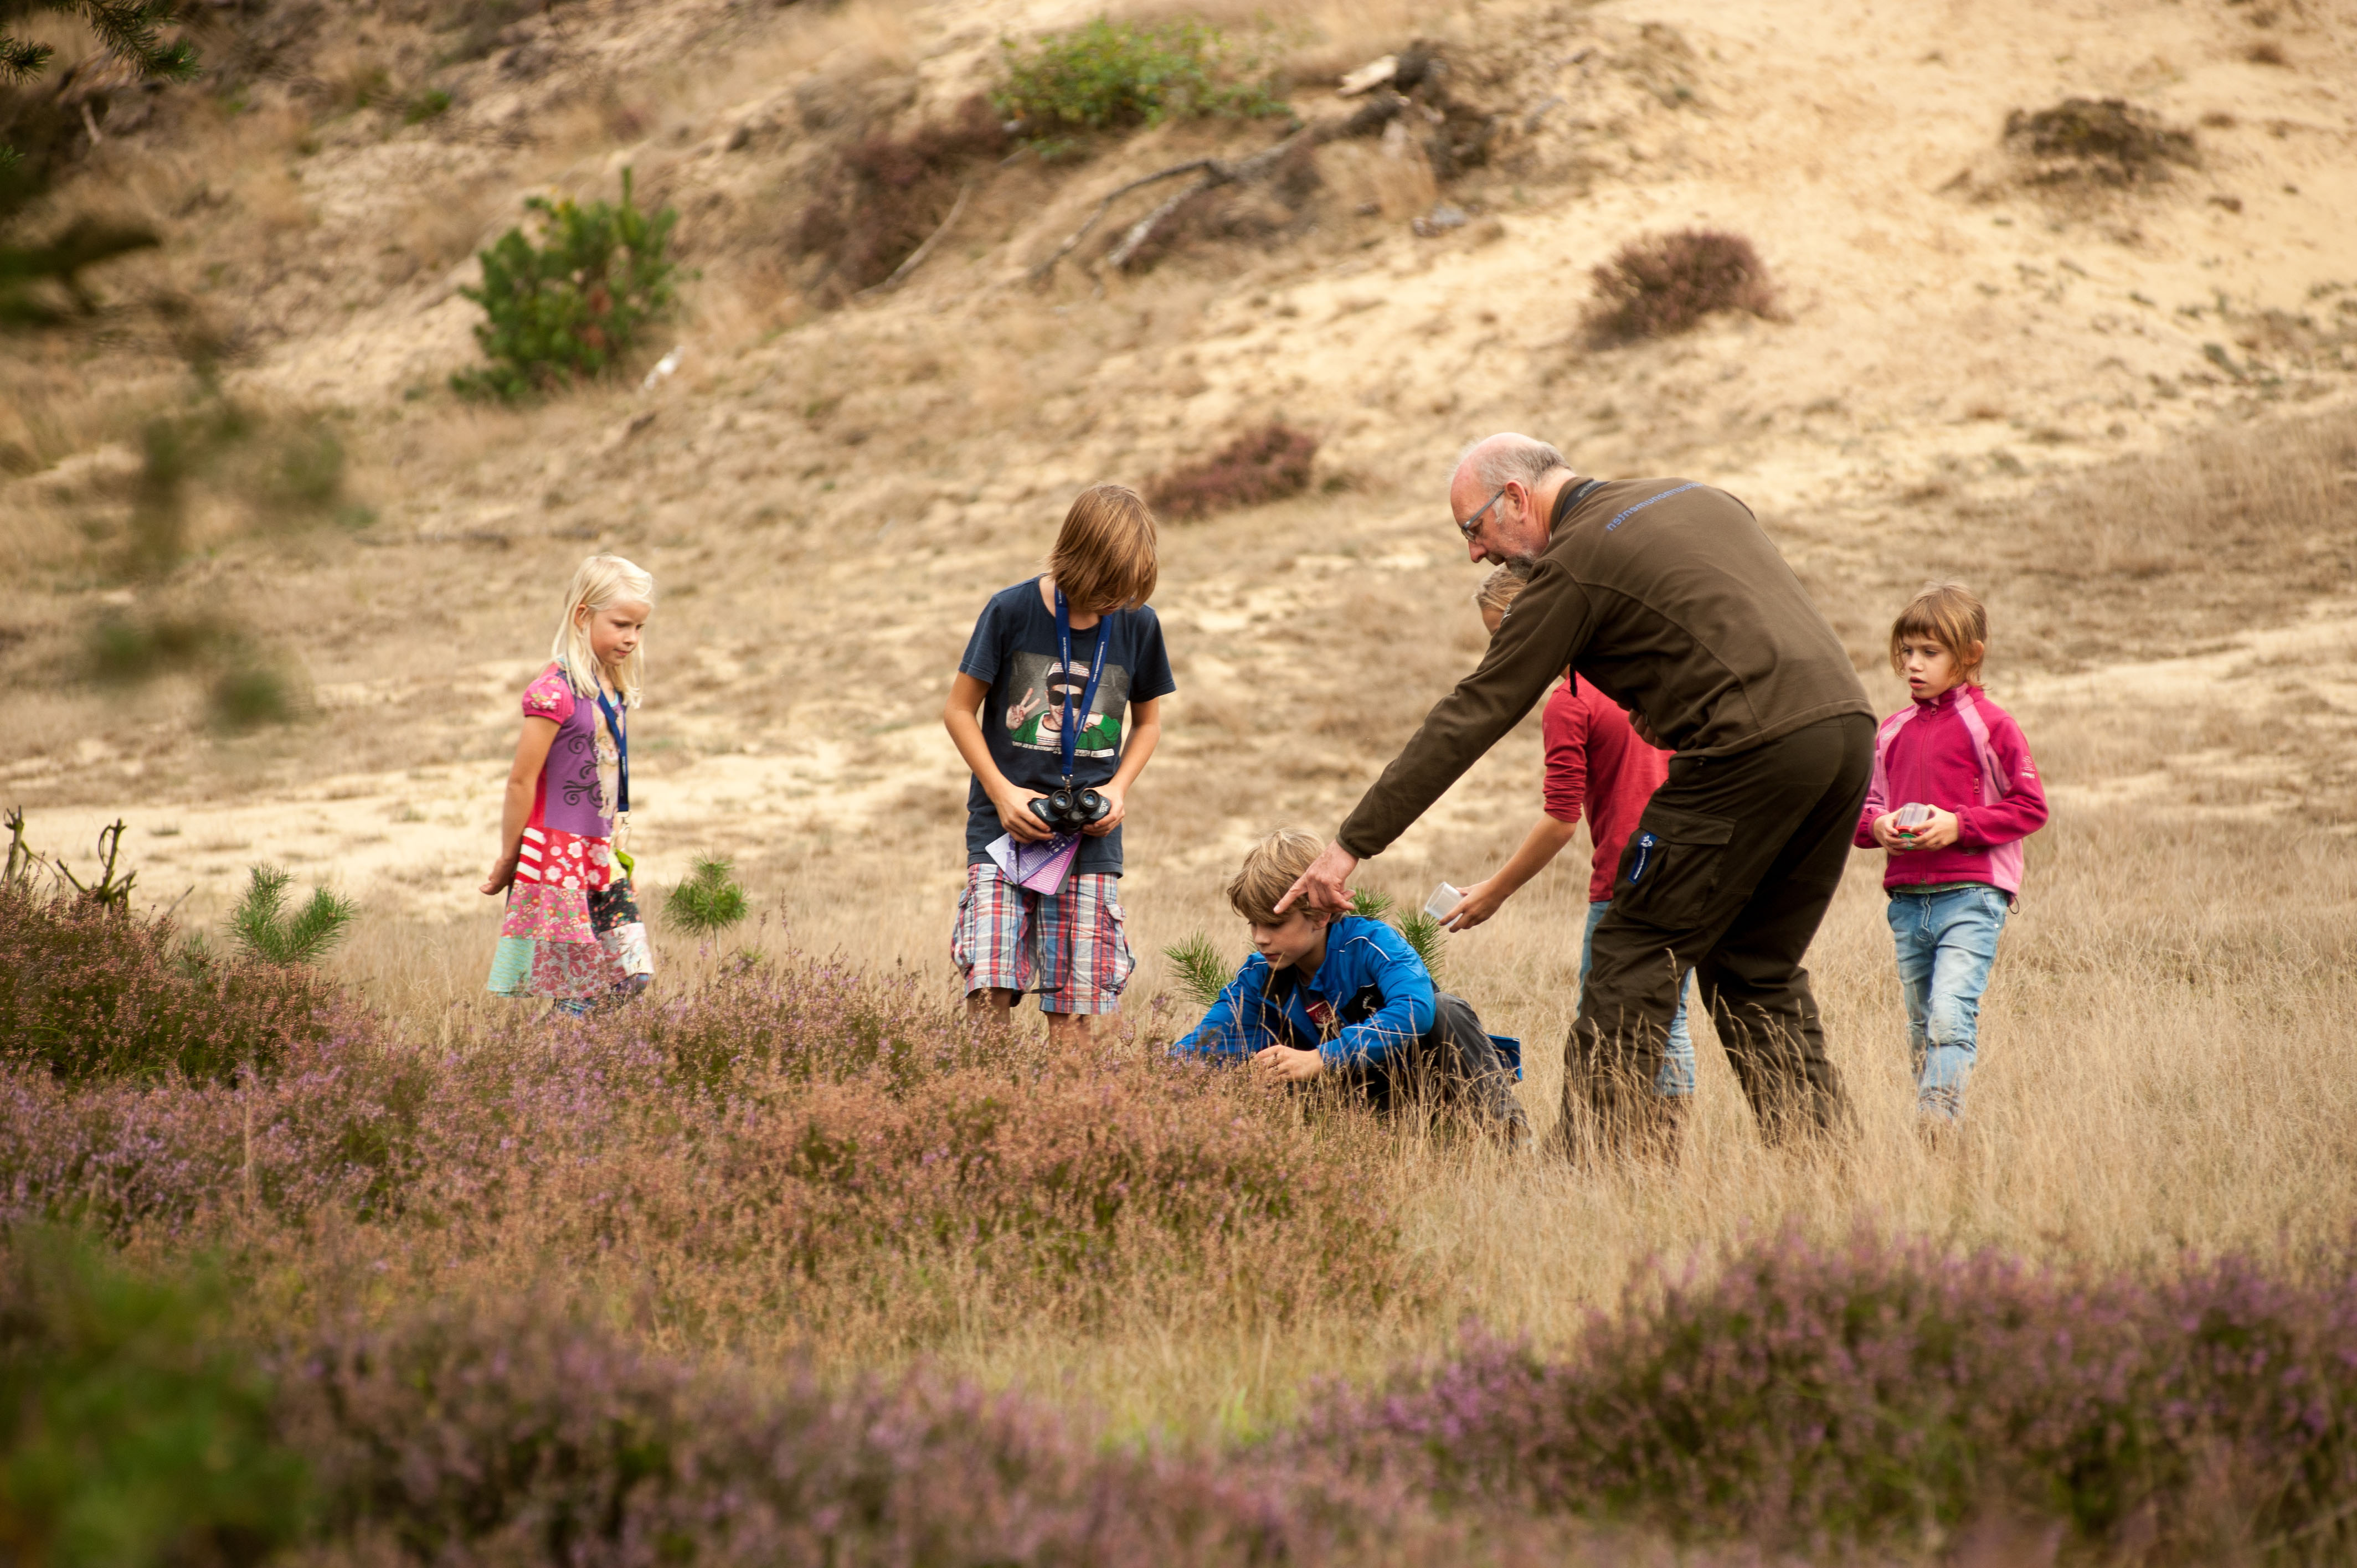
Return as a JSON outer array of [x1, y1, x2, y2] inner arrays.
[[1542, 675, 1674, 903], [1854, 684, 2047, 895]]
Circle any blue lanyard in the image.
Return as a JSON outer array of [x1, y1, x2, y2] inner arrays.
[[590, 679, 629, 814], [1053, 588, 1113, 785]]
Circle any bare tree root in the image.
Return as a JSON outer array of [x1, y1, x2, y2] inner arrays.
[[1028, 159, 1220, 283], [857, 180, 975, 297], [1026, 95, 1417, 285]]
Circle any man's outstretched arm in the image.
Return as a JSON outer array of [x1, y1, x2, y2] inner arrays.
[[1282, 571, 1596, 914], [1347, 569, 1598, 848]]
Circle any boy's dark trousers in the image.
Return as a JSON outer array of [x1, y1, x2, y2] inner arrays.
[[1335, 992, 1529, 1136], [1564, 714, 1874, 1161]]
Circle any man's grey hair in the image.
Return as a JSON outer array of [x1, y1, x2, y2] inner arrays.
[[1453, 433, 1570, 493]]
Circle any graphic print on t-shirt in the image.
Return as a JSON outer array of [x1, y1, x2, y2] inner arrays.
[[999, 650, 1131, 758]]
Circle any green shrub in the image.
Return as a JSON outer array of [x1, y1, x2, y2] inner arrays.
[[227, 865, 356, 967], [0, 1230, 311, 1567], [402, 89, 451, 125], [451, 168, 677, 401], [994, 17, 1280, 137], [664, 854, 747, 936], [208, 666, 297, 731]]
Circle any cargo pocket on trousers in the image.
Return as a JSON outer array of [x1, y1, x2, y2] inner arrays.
[[1615, 804, 1736, 929]]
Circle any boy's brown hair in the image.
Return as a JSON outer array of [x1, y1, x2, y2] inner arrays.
[[1048, 484, 1160, 613], [1890, 582, 1989, 685], [1227, 828, 1327, 926]]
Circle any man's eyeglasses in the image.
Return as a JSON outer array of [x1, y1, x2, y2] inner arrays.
[[1455, 487, 1507, 542]]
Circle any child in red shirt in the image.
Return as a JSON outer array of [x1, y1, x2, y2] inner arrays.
[[1855, 583, 2047, 1125], [1443, 563, 1695, 1096]]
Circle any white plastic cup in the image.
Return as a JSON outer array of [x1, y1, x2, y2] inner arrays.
[[1895, 802, 1934, 829], [1423, 881, 1462, 920]]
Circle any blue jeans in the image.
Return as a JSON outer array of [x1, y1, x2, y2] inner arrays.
[[1582, 899, 1695, 1097], [1886, 884, 2010, 1122]]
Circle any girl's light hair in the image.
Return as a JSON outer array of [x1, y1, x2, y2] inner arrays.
[[551, 554, 656, 706], [1890, 581, 1988, 686], [1473, 559, 1534, 619], [1047, 484, 1159, 613], [1227, 827, 1327, 926]]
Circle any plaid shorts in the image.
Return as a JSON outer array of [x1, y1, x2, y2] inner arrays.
[[951, 863, 1134, 1015]]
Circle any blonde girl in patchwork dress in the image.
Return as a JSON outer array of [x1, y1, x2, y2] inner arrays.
[[481, 555, 656, 1015]]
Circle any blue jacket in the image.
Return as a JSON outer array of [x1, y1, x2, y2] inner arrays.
[[1170, 917, 1435, 1069]]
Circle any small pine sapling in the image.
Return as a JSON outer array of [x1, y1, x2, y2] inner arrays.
[[1397, 911, 1448, 985], [1345, 886, 1445, 982], [1161, 931, 1234, 1010], [452, 168, 678, 401], [228, 864, 357, 965], [665, 855, 748, 936]]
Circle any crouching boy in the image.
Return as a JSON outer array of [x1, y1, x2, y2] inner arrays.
[[1171, 829, 1530, 1140]]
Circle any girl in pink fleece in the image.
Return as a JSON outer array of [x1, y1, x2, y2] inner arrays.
[[1855, 584, 2047, 1125]]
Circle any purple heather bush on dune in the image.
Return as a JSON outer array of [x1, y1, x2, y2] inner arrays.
[[1295, 1227, 2357, 1557]]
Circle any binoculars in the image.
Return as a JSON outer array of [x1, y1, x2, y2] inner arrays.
[[1030, 784, 1111, 833]]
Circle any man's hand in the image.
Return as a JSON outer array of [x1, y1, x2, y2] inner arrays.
[[1443, 878, 1509, 931], [991, 785, 1054, 843], [1252, 1043, 1326, 1084], [1905, 807, 1962, 850], [1275, 840, 1358, 915], [1627, 709, 1665, 749], [1081, 781, 1125, 836], [480, 853, 518, 896]]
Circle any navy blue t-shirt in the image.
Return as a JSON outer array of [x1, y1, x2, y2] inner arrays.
[[958, 578, 1175, 876]]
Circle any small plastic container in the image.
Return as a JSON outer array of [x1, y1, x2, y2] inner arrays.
[[1423, 881, 1462, 920], [1895, 802, 1934, 830]]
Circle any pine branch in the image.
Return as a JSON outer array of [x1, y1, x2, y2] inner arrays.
[[1161, 932, 1234, 1011], [1, 38, 53, 81], [1397, 912, 1447, 985], [228, 864, 291, 961], [279, 886, 358, 964], [52, 1, 195, 81]]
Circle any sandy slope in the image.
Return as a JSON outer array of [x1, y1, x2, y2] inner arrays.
[[6, 0, 2355, 931]]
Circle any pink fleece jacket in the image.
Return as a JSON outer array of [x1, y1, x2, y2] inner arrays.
[[1854, 685, 2047, 896]]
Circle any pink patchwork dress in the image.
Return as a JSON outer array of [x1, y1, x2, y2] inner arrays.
[[486, 663, 654, 1001]]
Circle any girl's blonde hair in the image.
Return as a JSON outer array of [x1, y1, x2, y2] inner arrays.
[[1890, 581, 1987, 686], [552, 554, 656, 706], [1047, 484, 1159, 612], [1474, 559, 1534, 620]]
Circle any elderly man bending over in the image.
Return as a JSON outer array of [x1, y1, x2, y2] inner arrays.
[[1279, 435, 1874, 1160]]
